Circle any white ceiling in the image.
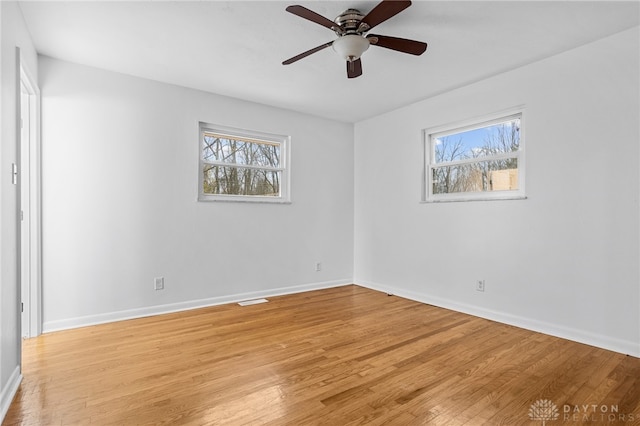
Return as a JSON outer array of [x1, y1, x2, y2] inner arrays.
[[18, 1, 640, 123]]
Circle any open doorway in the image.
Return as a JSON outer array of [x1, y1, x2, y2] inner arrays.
[[20, 62, 41, 338]]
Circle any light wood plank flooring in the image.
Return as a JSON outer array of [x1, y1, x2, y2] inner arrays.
[[4, 285, 640, 425]]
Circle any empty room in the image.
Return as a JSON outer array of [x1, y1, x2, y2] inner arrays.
[[1, 0, 639, 424]]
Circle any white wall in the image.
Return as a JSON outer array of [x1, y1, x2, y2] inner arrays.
[[354, 27, 640, 356], [0, 1, 38, 420], [39, 57, 354, 331]]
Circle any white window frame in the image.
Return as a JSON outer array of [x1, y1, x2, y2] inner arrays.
[[198, 122, 291, 203], [423, 108, 526, 203]]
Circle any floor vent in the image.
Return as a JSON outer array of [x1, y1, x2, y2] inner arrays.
[[238, 298, 269, 306]]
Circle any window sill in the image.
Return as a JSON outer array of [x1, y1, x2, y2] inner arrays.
[[421, 195, 527, 203], [198, 195, 292, 204]]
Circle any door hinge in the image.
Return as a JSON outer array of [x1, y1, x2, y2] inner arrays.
[[12, 163, 18, 185], [21, 302, 24, 313]]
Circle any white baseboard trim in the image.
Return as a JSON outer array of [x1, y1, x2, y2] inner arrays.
[[1, 366, 22, 423], [356, 280, 640, 358], [43, 279, 352, 333]]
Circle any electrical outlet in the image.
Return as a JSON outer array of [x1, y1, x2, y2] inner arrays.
[[476, 280, 485, 292], [315, 262, 322, 272], [154, 277, 165, 291]]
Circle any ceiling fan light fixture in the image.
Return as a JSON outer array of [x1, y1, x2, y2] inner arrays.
[[332, 34, 370, 62]]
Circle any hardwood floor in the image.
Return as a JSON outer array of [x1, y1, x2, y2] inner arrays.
[[4, 285, 640, 425]]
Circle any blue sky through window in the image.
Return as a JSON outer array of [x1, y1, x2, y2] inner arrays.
[[434, 119, 520, 162]]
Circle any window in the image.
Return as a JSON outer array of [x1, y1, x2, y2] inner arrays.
[[424, 110, 524, 202], [199, 123, 290, 202]]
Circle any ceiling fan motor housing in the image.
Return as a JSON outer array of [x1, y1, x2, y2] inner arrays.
[[334, 9, 367, 34]]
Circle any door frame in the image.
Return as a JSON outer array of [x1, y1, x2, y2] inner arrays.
[[19, 57, 42, 338]]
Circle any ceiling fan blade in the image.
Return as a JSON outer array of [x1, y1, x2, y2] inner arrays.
[[286, 5, 339, 31], [368, 34, 427, 55], [347, 59, 363, 79], [361, 0, 412, 31], [283, 41, 334, 65]]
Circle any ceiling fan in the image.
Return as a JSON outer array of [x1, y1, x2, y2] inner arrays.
[[282, 0, 427, 79]]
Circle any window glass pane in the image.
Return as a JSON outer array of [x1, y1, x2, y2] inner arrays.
[[202, 134, 280, 168], [434, 119, 520, 164], [203, 165, 280, 196], [432, 158, 518, 194]]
